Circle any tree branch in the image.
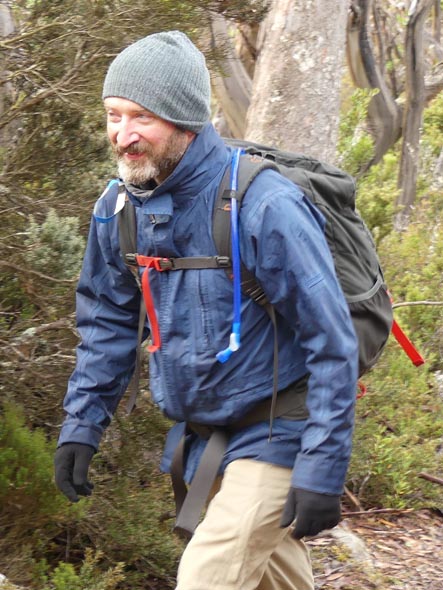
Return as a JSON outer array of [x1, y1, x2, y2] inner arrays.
[[392, 300, 443, 309], [342, 507, 415, 516], [0, 260, 77, 283], [418, 472, 443, 486], [0, 50, 104, 130]]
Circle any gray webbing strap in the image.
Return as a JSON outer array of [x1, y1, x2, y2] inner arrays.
[[170, 434, 188, 519], [267, 303, 279, 441], [125, 298, 146, 415], [173, 429, 229, 539], [162, 256, 230, 270]]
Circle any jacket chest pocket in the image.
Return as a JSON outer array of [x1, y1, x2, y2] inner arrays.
[[162, 268, 233, 354]]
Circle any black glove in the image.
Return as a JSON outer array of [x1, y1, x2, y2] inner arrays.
[[280, 487, 341, 539], [54, 443, 95, 502]]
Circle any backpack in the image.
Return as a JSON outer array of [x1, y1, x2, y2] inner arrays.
[[119, 139, 423, 412], [215, 139, 393, 376]]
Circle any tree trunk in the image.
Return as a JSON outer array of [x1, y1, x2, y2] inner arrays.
[[209, 13, 252, 139], [244, 0, 348, 163], [395, 0, 434, 231], [0, 3, 15, 148], [346, 0, 402, 170]]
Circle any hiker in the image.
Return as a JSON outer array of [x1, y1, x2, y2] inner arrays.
[[54, 30, 359, 590]]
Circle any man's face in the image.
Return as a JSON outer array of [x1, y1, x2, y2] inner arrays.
[[104, 97, 194, 185]]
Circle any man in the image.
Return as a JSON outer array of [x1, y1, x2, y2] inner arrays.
[[54, 31, 358, 590]]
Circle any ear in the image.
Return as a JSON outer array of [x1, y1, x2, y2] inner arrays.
[[184, 130, 196, 145]]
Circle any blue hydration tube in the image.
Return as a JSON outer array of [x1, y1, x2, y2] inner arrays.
[[216, 149, 243, 363], [93, 179, 126, 223]]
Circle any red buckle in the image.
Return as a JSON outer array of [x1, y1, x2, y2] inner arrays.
[[135, 255, 173, 271]]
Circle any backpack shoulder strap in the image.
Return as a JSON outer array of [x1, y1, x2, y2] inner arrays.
[[118, 193, 137, 270], [212, 153, 279, 307], [213, 152, 283, 436], [118, 194, 147, 414]]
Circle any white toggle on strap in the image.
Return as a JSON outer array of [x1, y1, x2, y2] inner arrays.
[[93, 179, 126, 223]]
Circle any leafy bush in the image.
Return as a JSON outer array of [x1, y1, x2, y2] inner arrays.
[[0, 403, 79, 519], [0, 403, 85, 585], [354, 152, 397, 242], [422, 92, 443, 157], [347, 196, 443, 509], [25, 209, 85, 280], [38, 550, 125, 590], [381, 202, 443, 362], [348, 344, 443, 508], [337, 88, 378, 176]]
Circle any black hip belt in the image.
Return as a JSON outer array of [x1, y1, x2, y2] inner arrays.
[[171, 376, 309, 539]]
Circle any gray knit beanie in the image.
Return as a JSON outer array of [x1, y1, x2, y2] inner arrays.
[[102, 31, 211, 133]]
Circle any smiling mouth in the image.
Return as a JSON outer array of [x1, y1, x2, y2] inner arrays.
[[124, 152, 145, 160], [115, 141, 150, 159]]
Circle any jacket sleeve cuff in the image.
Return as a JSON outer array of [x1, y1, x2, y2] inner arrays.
[[57, 420, 104, 451], [291, 453, 349, 495]]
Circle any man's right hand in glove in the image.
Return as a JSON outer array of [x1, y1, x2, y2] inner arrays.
[[54, 443, 95, 502]]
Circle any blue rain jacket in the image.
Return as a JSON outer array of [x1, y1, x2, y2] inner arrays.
[[58, 123, 358, 495]]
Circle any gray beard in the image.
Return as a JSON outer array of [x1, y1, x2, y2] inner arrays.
[[118, 159, 159, 186], [115, 129, 190, 186]]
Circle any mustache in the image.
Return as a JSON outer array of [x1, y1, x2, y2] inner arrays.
[[114, 141, 152, 158]]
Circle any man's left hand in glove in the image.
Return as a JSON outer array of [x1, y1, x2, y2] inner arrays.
[[280, 487, 341, 539]]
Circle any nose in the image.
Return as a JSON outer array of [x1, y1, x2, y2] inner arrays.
[[114, 117, 141, 149]]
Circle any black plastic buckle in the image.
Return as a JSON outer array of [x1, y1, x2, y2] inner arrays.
[[155, 258, 174, 271], [216, 256, 231, 268], [125, 253, 138, 266]]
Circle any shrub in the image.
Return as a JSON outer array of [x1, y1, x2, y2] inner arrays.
[[337, 87, 378, 176], [0, 403, 84, 585], [25, 209, 85, 280], [348, 344, 443, 509], [0, 403, 80, 520], [38, 550, 125, 590]]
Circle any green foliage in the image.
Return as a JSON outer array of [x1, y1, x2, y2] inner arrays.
[[422, 92, 443, 157], [90, 477, 182, 587], [25, 209, 85, 280], [0, 402, 85, 585], [0, 402, 72, 517], [354, 152, 397, 242], [381, 203, 443, 360], [337, 88, 378, 176], [348, 346, 443, 509], [0, 400, 180, 589], [348, 183, 443, 509], [39, 550, 125, 590]]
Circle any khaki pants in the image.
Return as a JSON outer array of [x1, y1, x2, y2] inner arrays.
[[176, 459, 314, 590]]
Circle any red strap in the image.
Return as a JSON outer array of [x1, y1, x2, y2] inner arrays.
[[136, 256, 166, 353], [357, 381, 367, 399], [391, 319, 425, 366]]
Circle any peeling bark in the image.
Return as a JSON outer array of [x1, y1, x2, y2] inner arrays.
[[244, 0, 348, 163]]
